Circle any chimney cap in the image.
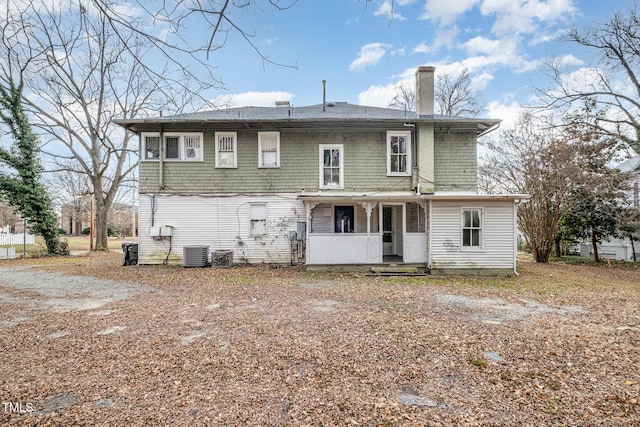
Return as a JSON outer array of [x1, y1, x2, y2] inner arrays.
[[416, 66, 436, 74], [275, 101, 291, 107]]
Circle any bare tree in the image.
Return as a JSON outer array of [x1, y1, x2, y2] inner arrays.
[[538, 4, 640, 154], [480, 111, 619, 262], [389, 68, 484, 116], [47, 164, 92, 235], [1, 0, 299, 250], [0, 3, 182, 249], [435, 68, 484, 117], [388, 81, 416, 112]]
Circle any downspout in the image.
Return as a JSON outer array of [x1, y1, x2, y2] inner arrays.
[[513, 198, 528, 276], [513, 199, 518, 275], [158, 123, 164, 189], [404, 123, 417, 190], [428, 199, 432, 270]]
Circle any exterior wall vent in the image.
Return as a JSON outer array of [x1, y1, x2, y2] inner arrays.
[[183, 245, 209, 267]]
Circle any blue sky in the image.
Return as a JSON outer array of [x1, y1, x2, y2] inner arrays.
[[192, 0, 634, 130]]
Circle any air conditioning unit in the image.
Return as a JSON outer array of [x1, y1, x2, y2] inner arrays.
[[212, 250, 233, 268], [183, 245, 209, 267]]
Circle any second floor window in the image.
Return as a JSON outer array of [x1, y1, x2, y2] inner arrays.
[[319, 144, 343, 189], [143, 135, 160, 160], [258, 132, 280, 168], [387, 131, 411, 176], [141, 133, 202, 161], [215, 132, 237, 168]]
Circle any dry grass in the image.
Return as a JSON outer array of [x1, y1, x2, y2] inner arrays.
[[2, 236, 132, 256], [1, 253, 639, 426]]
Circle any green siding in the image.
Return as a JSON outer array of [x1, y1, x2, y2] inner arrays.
[[139, 129, 414, 194], [138, 126, 479, 194], [433, 130, 477, 192]]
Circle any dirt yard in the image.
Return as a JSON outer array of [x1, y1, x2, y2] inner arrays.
[[0, 253, 638, 426]]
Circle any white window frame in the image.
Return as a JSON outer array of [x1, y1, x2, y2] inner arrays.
[[461, 207, 483, 250], [258, 132, 280, 168], [141, 133, 161, 161], [386, 131, 412, 177], [319, 144, 344, 190], [183, 134, 203, 161], [249, 203, 267, 237], [215, 132, 238, 168], [141, 132, 203, 162]]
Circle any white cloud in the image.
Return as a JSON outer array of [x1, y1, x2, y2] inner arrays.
[[485, 99, 524, 130], [421, 0, 481, 25], [544, 67, 604, 99], [374, 0, 408, 21], [459, 36, 541, 72], [349, 43, 392, 71], [210, 91, 295, 108], [357, 83, 402, 108], [413, 42, 431, 54], [554, 54, 583, 67], [480, 0, 576, 36]]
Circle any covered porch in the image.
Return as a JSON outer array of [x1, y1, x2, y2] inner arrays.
[[299, 193, 428, 267]]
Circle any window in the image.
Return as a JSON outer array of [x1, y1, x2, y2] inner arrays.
[[334, 206, 354, 233], [165, 136, 179, 159], [249, 204, 267, 236], [319, 144, 344, 189], [142, 134, 160, 160], [387, 131, 411, 176], [462, 208, 482, 248], [258, 132, 280, 168], [141, 133, 202, 161], [406, 202, 426, 233], [215, 132, 237, 168], [184, 135, 201, 160]]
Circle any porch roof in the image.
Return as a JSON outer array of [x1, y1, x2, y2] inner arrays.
[[298, 191, 530, 203]]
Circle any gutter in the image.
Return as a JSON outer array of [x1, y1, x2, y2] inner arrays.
[[477, 121, 501, 138]]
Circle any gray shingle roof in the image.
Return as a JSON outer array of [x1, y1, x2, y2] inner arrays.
[[113, 102, 500, 135], [165, 102, 416, 121]]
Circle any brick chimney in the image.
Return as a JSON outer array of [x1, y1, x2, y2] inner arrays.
[[415, 66, 435, 116]]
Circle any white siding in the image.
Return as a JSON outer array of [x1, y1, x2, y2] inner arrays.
[[430, 201, 515, 270], [138, 194, 304, 264], [307, 234, 381, 264]]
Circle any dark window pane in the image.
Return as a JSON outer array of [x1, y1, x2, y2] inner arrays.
[[165, 137, 179, 159], [335, 206, 354, 233], [472, 229, 480, 246], [463, 229, 470, 246], [472, 211, 480, 227]]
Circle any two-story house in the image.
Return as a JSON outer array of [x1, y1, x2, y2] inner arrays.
[[114, 66, 528, 275]]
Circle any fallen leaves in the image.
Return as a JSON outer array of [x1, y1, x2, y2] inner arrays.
[[0, 253, 638, 425]]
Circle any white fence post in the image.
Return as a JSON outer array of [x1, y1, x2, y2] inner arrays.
[[0, 233, 35, 246]]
